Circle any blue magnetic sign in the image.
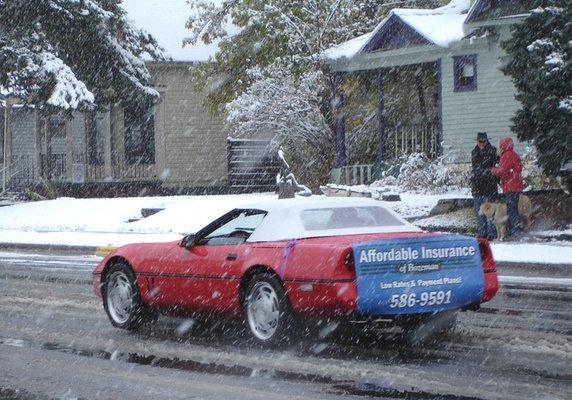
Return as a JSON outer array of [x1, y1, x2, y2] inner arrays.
[[352, 235, 484, 315]]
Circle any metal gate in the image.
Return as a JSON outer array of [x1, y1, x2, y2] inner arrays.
[[227, 138, 280, 191]]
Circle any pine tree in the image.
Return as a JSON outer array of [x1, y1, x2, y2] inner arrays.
[[0, 0, 164, 113], [501, 1, 572, 175]]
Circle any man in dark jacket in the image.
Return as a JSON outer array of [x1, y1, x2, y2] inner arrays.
[[471, 132, 499, 239], [491, 137, 524, 238]]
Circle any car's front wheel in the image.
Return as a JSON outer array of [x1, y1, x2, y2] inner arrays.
[[243, 273, 296, 346], [102, 262, 153, 330]]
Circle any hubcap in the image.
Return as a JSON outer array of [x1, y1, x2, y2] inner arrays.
[[246, 282, 280, 341], [106, 271, 134, 324]]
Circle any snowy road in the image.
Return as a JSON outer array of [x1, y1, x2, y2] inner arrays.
[[0, 251, 570, 400]]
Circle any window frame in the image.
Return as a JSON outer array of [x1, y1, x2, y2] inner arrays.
[[453, 54, 478, 92], [195, 209, 267, 246], [86, 111, 104, 166]]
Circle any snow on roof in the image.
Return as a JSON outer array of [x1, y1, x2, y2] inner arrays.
[[321, 30, 378, 60], [395, 11, 467, 47], [323, 0, 471, 60], [121, 0, 228, 62]]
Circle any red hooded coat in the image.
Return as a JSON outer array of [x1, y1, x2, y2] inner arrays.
[[491, 137, 523, 193]]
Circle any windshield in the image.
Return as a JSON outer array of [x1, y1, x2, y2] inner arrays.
[[301, 206, 405, 231]]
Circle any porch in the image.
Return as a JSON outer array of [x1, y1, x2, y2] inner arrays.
[[2, 104, 157, 190], [332, 60, 443, 169]]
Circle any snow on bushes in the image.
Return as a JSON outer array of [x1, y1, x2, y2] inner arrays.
[[371, 152, 470, 194]]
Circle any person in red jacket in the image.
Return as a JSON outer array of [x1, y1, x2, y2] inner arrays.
[[491, 137, 524, 238]]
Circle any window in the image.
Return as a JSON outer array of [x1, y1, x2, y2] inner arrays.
[[453, 54, 477, 92], [123, 101, 155, 165], [301, 206, 405, 231], [86, 112, 103, 165], [200, 210, 267, 245]]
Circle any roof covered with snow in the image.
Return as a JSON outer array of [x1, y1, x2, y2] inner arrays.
[[323, 0, 472, 61], [121, 0, 230, 62]]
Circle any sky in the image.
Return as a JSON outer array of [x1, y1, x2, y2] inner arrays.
[[121, 0, 228, 62]]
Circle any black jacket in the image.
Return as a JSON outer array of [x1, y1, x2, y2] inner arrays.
[[471, 142, 499, 196]]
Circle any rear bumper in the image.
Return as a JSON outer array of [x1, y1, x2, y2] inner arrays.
[[286, 280, 357, 317], [482, 271, 499, 302], [287, 271, 499, 318]]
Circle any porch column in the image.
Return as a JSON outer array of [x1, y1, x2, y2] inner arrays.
[[102, 111, 113, 180], [45, 119, 52, 180], [2, 100, 13, 191], [65, 119, 74, 181], [332, 72, 346, 167], [377, 69, 386, 162], [435, 59, 443, 157]]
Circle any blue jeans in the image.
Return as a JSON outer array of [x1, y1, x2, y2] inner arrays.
[[505, 192, 521, 237], [473, 195, 497, 239]]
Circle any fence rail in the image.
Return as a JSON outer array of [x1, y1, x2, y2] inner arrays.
[[386, 121, 438, 159], [333, 164, 373, 186]]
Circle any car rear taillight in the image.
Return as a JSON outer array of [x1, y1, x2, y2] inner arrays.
[[478, 238, 496, 273], [344, 250, 355, 272]]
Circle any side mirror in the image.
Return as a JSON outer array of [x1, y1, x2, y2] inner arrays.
[[180, 234, 196, 250]]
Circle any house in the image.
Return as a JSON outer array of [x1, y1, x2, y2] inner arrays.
[[324, 0, 531, 169], [1, 0, 278, 194]]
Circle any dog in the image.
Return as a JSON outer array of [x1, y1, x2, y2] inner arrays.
[[478, 194, 533, 241]]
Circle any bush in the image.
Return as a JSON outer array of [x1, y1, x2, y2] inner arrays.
[[371, 153, 470, 193]]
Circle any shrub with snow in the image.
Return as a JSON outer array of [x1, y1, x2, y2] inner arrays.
[[372, 152, 470, 193]]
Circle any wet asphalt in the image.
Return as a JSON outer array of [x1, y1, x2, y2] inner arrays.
[[0, 250, 570, 400]]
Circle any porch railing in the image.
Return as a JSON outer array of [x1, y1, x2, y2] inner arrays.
[[331, 164, 373, 186], [385, 121, 438, 159]]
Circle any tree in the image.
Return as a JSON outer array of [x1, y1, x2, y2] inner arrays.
[[0, 0, 164, 113], [186, 0, 442, 180], [186, 0, 441, 112], [501, 1, 572, 175]]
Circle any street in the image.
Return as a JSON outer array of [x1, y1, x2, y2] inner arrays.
[[0, 250, 570, 400]]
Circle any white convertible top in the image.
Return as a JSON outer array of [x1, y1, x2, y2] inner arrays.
[[242, 197, 421, 242]]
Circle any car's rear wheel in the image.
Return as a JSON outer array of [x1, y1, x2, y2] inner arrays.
[[401, 311, 458, 345], [243, 273, 296, 346], [103, 262, 154, 330]]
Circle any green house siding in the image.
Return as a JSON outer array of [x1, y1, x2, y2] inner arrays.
[[441, 38, 525, 162]]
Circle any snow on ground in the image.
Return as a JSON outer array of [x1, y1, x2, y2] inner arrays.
[[392, 191, 471, 219], [491, 243, 572, 265], [0, 231, 181, 247], [415, 208, 474, 229], [323, 183, 471, 219], [0, 193, 273, 235], [0, 192, 570, 265]]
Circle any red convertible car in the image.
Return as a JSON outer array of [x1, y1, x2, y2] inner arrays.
[[93, 197, 498, 345]]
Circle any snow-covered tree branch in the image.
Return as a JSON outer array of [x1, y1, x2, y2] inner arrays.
[[0, 0, 165, 113], [226, 66, 334, 158]]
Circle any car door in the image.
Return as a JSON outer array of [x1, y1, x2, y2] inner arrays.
[[149, 209, 267, 315]]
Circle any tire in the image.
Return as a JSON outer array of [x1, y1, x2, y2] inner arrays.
[[242, 273, 297, 347], [102, 262, 154, 330], [401, 311, 458, 345]]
